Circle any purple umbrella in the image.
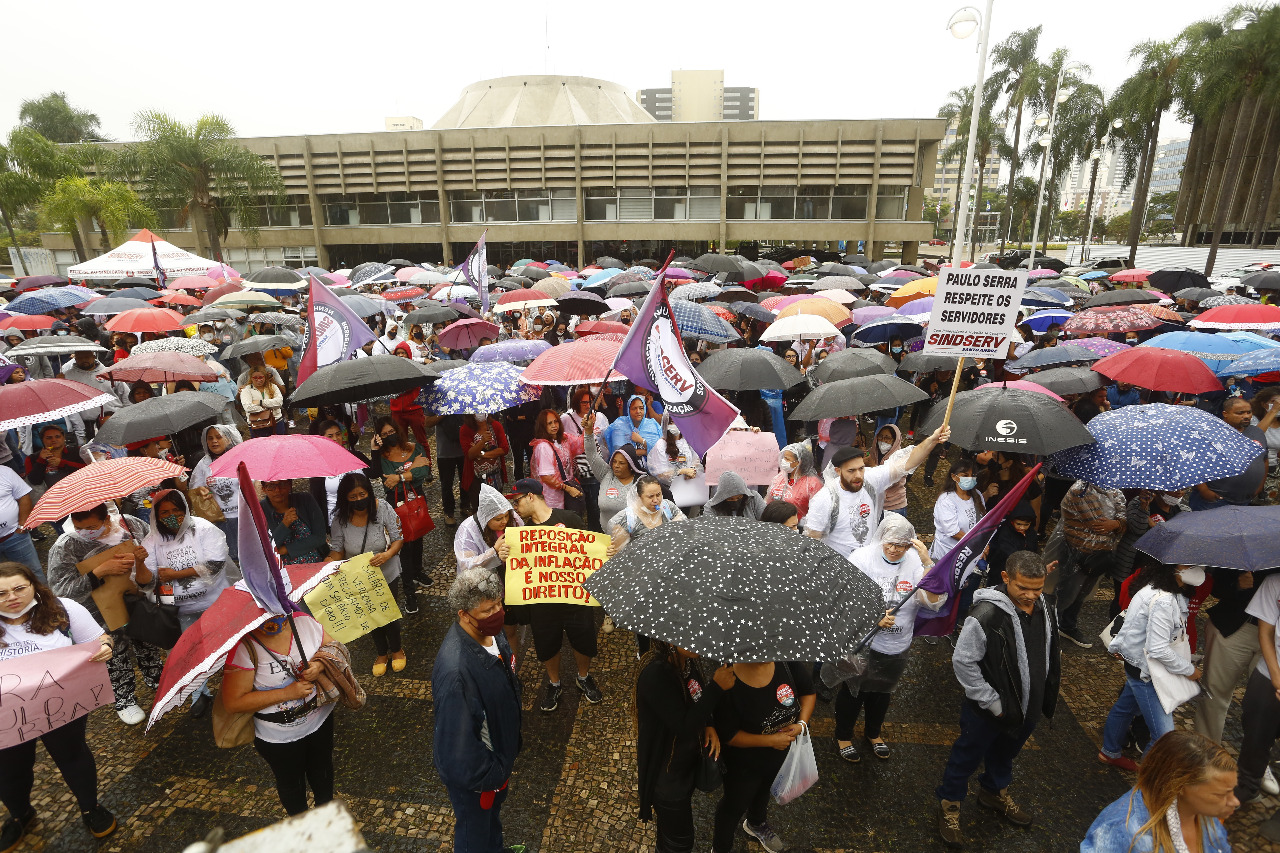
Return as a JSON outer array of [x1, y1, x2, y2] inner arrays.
[[1068, 336, 1132, 358], [665, 267, 697, 280], [469, 338, 552, 364], [883, 270, 923, 280], [902, 297, 935, 318], [853, 305, 896, 325]]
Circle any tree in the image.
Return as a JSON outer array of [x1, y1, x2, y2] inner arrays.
[[0, 128, 86, 269], [41, 176, 156, 256], [923, 198, 952, 238], [1105, 211, 1132, 242], [106, 113, 285, 262], [1005, 176, 1039, 245], [1057, 210, 1084, 239], [18, 92, 105, 143], [988, 26, 1043, 254], [937, 80, 1000, 261]]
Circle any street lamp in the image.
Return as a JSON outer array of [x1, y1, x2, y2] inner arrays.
[[1027, 60, 1083, 272], [946, 0, 994, 265], [1080, 118, 1125, 260]]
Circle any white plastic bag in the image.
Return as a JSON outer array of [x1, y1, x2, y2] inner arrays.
[[770, 722, 818, 805], [1146, 622, 1200, 715]]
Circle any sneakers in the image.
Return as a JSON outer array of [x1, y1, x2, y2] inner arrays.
[[1263, 766, 1280, 796], [413, 577, 433, 592], [741, 819, 786, 853], [1059, 627, 1094, 649], [1098, 752, 1139, 772], [540, 681, 563, 713], [116, 704, 145, 726], [601, 616, 615, 634], [1, 809, 36, 853], [977, 787, 1032, 826], [81, 804, 117, 839], [938, 799, 964, 849], [402, 595, 420, 615], [576, 674, 604, 704]]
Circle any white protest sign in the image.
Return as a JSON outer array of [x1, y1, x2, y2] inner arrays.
[[923, 267, 1028, 358]]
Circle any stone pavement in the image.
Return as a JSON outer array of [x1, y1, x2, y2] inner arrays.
[[18, 461, 1280, 853]]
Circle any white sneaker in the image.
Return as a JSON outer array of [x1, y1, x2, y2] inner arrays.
[[117, 704, 145, 726], [1263, 766, 1279, 796], [601, 616, 615, 634]]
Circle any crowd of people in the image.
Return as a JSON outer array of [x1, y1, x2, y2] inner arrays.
[[1, 253, 1278, 853]]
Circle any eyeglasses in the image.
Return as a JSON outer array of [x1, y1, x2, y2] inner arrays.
[[0, 584, 32, 600]]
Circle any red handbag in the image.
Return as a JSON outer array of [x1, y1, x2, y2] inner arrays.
[[391, 484, 435, 542]]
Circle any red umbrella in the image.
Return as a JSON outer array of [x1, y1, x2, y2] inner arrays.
[[974, 380, 1064, 401], [496, 288, 555, 311], [202, 282, 243, 305], [381, 285, 426, 303], [151, 290, 203, 307], [103, 306, 187, 334], [522, 337, 623, 385], [210, 434, 369, 480], [1109, 269, 1153, 283], [1063, 305, 1163, 335], [169, 275, 218, 290], [24, 457, 188, 527], [438, 318, 500, 350], [574, 320, 629, 336], [1189, 303, 1280, 331], [1091, 347, 1223, 394], [0, 378, 117, 431], [0, 314, 54, 331], [706, 304, 736, 322], [97, 351, 218, 383]]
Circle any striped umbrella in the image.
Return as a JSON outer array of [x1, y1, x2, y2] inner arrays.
[[2, 285, 99, 314], [381, 285, 427, 304], [0, 379, 117, 431], [24, 457, 188, 527], [522, 337, 623, 385], [99, 351, 218, 383]]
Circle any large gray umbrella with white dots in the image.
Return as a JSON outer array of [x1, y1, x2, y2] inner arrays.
[[583, 516, 884, 663]]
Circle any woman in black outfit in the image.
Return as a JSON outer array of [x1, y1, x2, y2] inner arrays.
[[636, 640, 735, 853]]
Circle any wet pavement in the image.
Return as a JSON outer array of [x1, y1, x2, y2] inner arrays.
[[18, 449, 1280, 853]]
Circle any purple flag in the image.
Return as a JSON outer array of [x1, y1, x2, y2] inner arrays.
[[913, 463, 1043, 637], [461, 231, 489, 314], [235, 461, 298, 616], [298, 274, 377, 384], [607, 254, 739, 456], [150, 239, 167, 289]]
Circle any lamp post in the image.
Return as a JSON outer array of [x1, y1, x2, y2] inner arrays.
[[1027, 60, 1083, 272], [1080, 118, 1124, 261], [946, 0, 994, 265]]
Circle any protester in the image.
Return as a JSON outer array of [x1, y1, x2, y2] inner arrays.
[[1194, 565, 1267, 754], [1230, 569, 1280, 839], [1192, 397, 1267, 510], [529, 407, 584, 513], [703, 471, 767, 520], [1111, 490, 1184, 619], [647, 421, 703, 509], [240, 369, 286, 437], [433, 411, 469, 525], [433, 569, 524, 853], [766, 442, 822, 525], [930, 458, 986, 560], [460, 413, 509, 509], [984, 501, 1038, 584], [453, 483, 526, 653], [370, 416, 433, 610], [606, 394, 662, 457], [307, 419, 373, 529], [1054, 479, 1127, 649], [0, 466, 40, 578], [260, 481, 328, 566], [187, 424, 244, 562], [936, 551, 1059, 848], [608, 475, 686, 557], [866, 425, 907, 518], [561, 388, 609, 530], [760, 499, 801, 530], [583, 412, 642, 535], [25, 423, 84, 490]]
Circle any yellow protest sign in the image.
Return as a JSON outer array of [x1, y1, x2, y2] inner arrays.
[[303, 553, 403, 643], [503, 526, 610, 607]]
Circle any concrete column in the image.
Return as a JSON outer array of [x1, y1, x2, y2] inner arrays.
[[718, 126, 729, 251], [301, 138, 330, 270], [866, 122, 884, 259], [872, 241, 887, 261], [901, 241, 919, 264], [574, 130, 585, 267], [434, 136, 453, 266]]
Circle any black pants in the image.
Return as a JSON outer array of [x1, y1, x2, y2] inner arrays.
[[653, 796, 697, 853], [371, 578, 403, 655], [400, 538, 424, 602], [713, 748, 787, 853], [0, 716, 97, 818], [1236, 669, 1280, 802], [584, 481, 602, 532], [253, 712, 336, 815], [923, 443, 948, 480], [834, 686, 892, 741], [1039, 476, 1073, 538], [438, 456, 466, 518]]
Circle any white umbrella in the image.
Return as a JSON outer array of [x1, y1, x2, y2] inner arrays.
[[760, 314, 841, 342], [409, 270, 450, 286], [67, 229, 217, 280], [436, 285, 478, 301], [815, 289, 857, 305], [605, 297, 634, 312], [132, 337, 220, 357]]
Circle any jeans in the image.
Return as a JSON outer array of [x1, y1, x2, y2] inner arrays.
[[253, 712, 335, 815], [437, 456, 466, 519], [1235, 669, 1280, 802], [1101, 675, 1174, 757], [0, 532, 43, 582], [936, 700, 1036, 802], [0, 716, 97, 818], [215, 517, 240, 564], [446, 782, 509, 853], [1056, 545, 1112, 633], [712, 748, 787, 853]]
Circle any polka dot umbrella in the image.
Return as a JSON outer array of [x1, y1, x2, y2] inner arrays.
[[583, 515, 885, 662]]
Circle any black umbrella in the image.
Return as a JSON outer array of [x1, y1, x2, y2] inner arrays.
[[1084, 289, 1160, 308], [503, 276, 534, 288], [523, 268, 551, 281], [1149, 268, 1211, 292], [1173, 287, 1221, 302], [289, 355, 437, 407], [337, 293, 387, 318], [688, 253, 747, 275], [730, 302, 775, 323], [696, 349, 804, 391], [810, 348, 896, 383], [919, 387, 1094, 455], [187, 307, 245, 324], [221, 335, 294, 359], [609, 281, 651, 298], [843, 254, 871, 268], [385, 258, 416, 268], [595, 256, 626, 269], [1010, 344, 1100, 370], [1135, 505, 1280, 572], [900, 351, 963, 373], [112, 276, 157, 288], [789, 374, 927, 420], [1020, 366, 1103, 395], [485, 264, 503, 278], [1244, 270, 1280, 292], [555, 292, 609, 315], [638, 258, 660, 267], [83, 296, 153, 315], [422, 359, 469, 378], [490, 279, 519, 292], [582, 516, 885, 662], [867, 260, 896, 274], [93, 392, 230, 446], [112, 286, 163, 301], [816, 263, 860, 278], [404, 304, 460, 326], [894, 264, 929, 275], [244, 266, 304, 284]]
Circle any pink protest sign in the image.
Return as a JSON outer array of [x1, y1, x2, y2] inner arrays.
[[0, 643, 114, 747], [704, 430, 781, 487]]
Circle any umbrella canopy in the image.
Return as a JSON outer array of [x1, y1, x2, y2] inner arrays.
[[337, 293, 389, 318], [1091, 347, 1222, 394], [25, 457, 188, 527], [66, 229, 216, 281], [201, 283, 243, 305], [0, 315, 55, 331], [1083, 289, 1160, 308], [424, 361, 542, 415], [670, 299, 740, 343], [695, 348, 804, 391], [1200, 294, 1258, 309], [1049, 404, 1263, 490], [434, 284, 480, 302], [521, 337, 622, 385], [186, 307, 245, 324], [1020, 366, 1104, 395], [14, 274, 68, 291], [496, 288, 555, 312], [669, 282, 723, 302], [884, 277, 938, 308], [974, 379, 1064, 401], [1135, 505, 1280, 572], [470, 338, 552, 364], [150, 290, 203, 308], [81, 296, 153, 316], [1009, 344, 1100, 370], [350, 263, 396, 287], [130, 337, 219, 357], [1066, 337, 1131, 358], [1242, 270, 1280, 292], [2, 334, 105, 358], [1190, 303, 1280, 330], [1109, 269, 1153, 283], [583, 516, 884, 662], [1149, 268, 1212, 292], [1022, 309, 1075, 333], [899, 351, 963, 374], [170, 275, 219, 291], [731, 302, 776, 324], [94, 392, 230, 445], [919, 387, 1094, 455], [1021, 288, 1072, 309], [809, 276, 865, 292], [760, 314, 841, 343], [220, 335, 295, 360], [609, 280, 652, 298], [810, 348, 896, 383], [850, 314, 924, 345], [688, 253, 747, 275], [789, 374, 928, 420], [573, 319, 629, 337], [210, 434, 369, 480], [109, 286, 162, 302], [0, 379, 116, 431], [244, 311, 305, 327], [381, 285, 427, 304], [1064, 305, 1163, 335], [595, 256, 626, 269], [1216, 347, 1280, 378], [211, 291, 282, 310], [775, 298, 852, 328], [289, 355, 437, 407], [98, 351, 218, 384], [439, 319, 500, 350], [2, 284, 100, 314], [1136, 331, 1260, 373], [403, 304, 459, 326], [555, 292, 609, 315]]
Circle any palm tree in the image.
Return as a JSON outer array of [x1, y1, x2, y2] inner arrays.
[[1006, 176, 1039, 245], [1019, 50, 1092, 256], [18, 92, 106, 144], [0, 128, 85, 268], [106, 113, 285, 262], [937, 82, 1000, 261], [988, 26, 1043, 254], [42, 176, 157, 257]]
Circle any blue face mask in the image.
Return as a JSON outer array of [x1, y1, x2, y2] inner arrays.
[[891, 346, 903, 354], [958, 476, 977, 491]]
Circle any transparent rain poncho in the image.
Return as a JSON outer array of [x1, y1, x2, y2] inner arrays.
[[453, 483, 523, 574]]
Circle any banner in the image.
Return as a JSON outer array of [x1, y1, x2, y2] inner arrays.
[[704, 430, 781, 487], [0, 643, 114, 748], [236, 461, 298, 615], [608, 253, 739, 456], [461, 231, 489, 314], [297, 275, 378, 385], [923, 267, 1029, 358], [303, 553, 403, 643], [503, 526, 610, 607]]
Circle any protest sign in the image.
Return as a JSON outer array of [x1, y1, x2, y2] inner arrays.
[[504, 526, 610, 607], [303, 554, 402, 643], [0, 643, 113, 748], [670, 472, 709, 508], [704, 430, 780, 487], [923, 267, 1029, 358]]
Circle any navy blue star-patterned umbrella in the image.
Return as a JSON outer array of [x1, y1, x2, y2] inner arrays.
[[1135, 505, 1280, 571], [1048, 403, 1264, 490], [583, 516, 884, 663]]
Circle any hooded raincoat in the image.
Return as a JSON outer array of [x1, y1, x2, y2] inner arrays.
[[141, 489, 231, 616], [604, 394, 662, 457], [867, 424, 907, 512], [766, 441, 823, 522], [189, 424, 244, 521]]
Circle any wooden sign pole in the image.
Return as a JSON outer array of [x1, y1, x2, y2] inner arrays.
[[941, 356, 966, 427]]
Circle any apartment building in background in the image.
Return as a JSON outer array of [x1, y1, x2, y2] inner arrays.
[[638, 70, 758, 122]]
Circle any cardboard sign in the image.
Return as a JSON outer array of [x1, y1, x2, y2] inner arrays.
[[503, 526, 610, 607], [302, 554, 403, 644], [0, 643, 114, 748], [670, 472, 710, 508], [923, 267, 1029, 358], [704, 430, 781, 487]]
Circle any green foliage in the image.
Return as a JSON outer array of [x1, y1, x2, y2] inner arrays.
[[1104, 211, 1132, 241], [41, 176, 157, 249], [18, 92, 105, 143]]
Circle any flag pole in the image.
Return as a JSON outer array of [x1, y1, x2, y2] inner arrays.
[[941, 356, 966, 428]]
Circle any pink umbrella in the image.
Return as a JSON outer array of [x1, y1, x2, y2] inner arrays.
[[666, 268, 697, 279], [522, 337, 623, 385], [1110, 269, 1153, 283], [575, 320, 630, 336], [171, 275, 219, 290], [439, 318, 500, 350], [853, 305, 896, 325], [210, 434, 369, 480], [774, 294, 819, 310], [1028, 268, 1060, 278], [394, 266, 422, 282], [883, 270, 923, 279], [206, 263, 240, 281], [975, 380, 1064, 401]]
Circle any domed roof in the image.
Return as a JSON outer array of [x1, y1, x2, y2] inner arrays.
[[432, 75, 656, 129]]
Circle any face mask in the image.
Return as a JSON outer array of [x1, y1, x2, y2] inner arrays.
[[877, 441, 892, 454], [475, 414, 488, 423], [533, 324, 543, 332], [7, 598, 38, 618], [891, 346, 902, 354], [76, 523, 109, 542], [1125, 337, 1138, 344], [958, 476, 977, 491], [56, 330, 68, 336], [159, 513, 183, 532], [387, 329, 398, 338], [883, 549, 908, 565], [779, 454, 797, 473], [1177, 566, 1206, 588], [201, 333, 215, 342], [469, 606, 506, 637], [351, 497, 373, 513]]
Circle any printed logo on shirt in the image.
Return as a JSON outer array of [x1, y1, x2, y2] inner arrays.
[[605, 487, 619, 499], [857, 503, 871, 518], [687, 678, 703, 702], [776, 683, 795, 707], [896, 580, 914, 594]]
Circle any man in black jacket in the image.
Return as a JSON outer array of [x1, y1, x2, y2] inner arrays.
[[935, 551, 1060, 849]]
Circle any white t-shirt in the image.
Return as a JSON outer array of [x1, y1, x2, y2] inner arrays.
[[806, 461, 904, 558], [226, 615, 334, 743], [142, 517, 231, 615], [0, 466, 32, 539], [851, 547, 933, 655], [1247, 573, 1280, 679], [561, 410, 608, 440], [189, 457, 240, 520], [931, 491, 981, 560], [0, 598, 104, 660]]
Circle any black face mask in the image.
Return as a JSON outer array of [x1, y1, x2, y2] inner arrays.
[[351, 497, 373, 513]]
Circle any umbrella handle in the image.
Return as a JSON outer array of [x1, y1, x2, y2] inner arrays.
[[941, 357, 965, 428], [286, 612, 309, 669]]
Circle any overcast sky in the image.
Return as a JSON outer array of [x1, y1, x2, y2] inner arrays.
[[7, 0, 1226, 143]]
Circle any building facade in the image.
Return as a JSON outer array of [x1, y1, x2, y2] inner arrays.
[[638, 71, 758, 122], [1149, 138, 1189, 197], [924, 118, 1002, 203], [1059, 148, 1135, 220]]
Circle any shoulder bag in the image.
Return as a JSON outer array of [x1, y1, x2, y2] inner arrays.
[[550, 443, 587, 517], [212, 641, 258, 748], [122, 586, 182, 649], [1144, 592, 1200, 715], [391, 483, 435, 542]]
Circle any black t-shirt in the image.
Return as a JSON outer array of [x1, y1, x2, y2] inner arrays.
[[715, 661, 814, 743], [539, 508, 584, 529], [1018, 605, 1048, 727]]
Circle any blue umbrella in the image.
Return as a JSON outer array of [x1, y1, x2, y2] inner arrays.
[[731, 301, 776, 323], [584, 268, 624, 288], [1048, 403, 1264, 490], [1220, 331, 1280, 350], [469, 338, 551, 364], [851, 315, 923, 345], [1081, 271, 1110, 280], [1215, 347, 1280, 377], [670, 299, 740, 343], [1135, 505, 1280, 572], [3, 285, 100, 315], [1020, 287, 1072, 309], [423, 362, 543, 415], [1137, 331, 1260, 373], [1022, 309, 1074, 332]]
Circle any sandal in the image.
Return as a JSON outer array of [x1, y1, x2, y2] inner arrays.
[[391, 651, 407, 673], [868, 738, 891, 760], [836, 740, 861, 763]]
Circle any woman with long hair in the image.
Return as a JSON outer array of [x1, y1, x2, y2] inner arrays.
[[1083, 730, 1236, 852], [561, 387, 609, 530], [188, 424, 244, 562], [930, 458, 986, 561], [460, 412, 510, 510], [25, 423, 84, 492], [0, 562, 118, 847], [530, 407, 584, 513], [370, 416, 434, 614], [240, 369, 286, 437], [452, 483, 525, 653]]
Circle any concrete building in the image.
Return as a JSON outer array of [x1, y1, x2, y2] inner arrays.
[[1060, 148, 1134, 220], [384, 116, 423, 132], [638, 71, 758, 122], [1149, 138, 1189, 197], [42, 75, 941, 272]]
